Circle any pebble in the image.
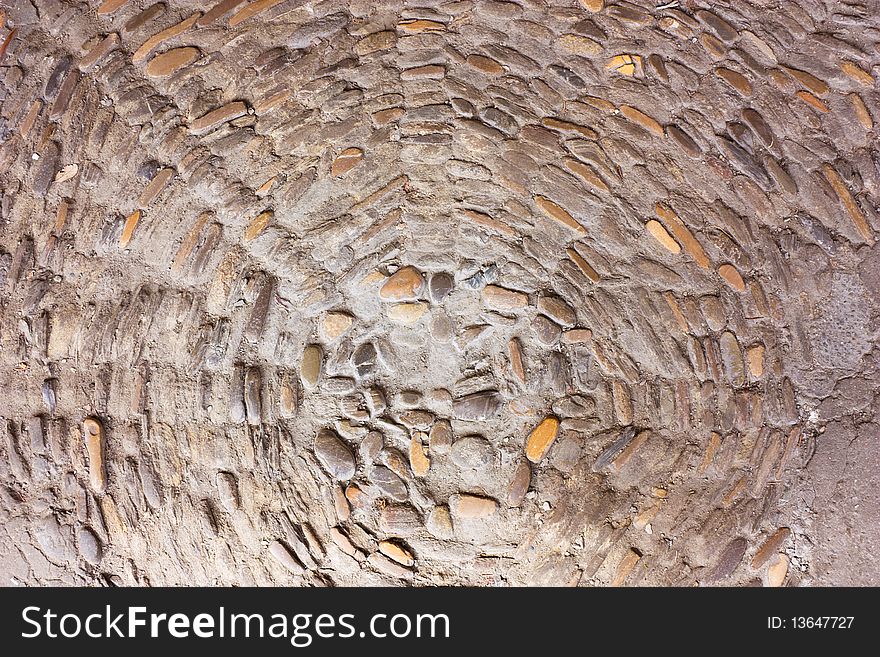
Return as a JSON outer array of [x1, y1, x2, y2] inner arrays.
[[506, 461, 531, 507], [352, 342, 378, 377], [428, 272, 454, 302], [409, 435, 431, 477], [368, 552, 412, 578], [379, 504, 422, 536], [508, 338, 526, 384], [646, 219, 681, 253], [751, 527, 790, 568], [360, 431, 384, 464], [190, 101, 248, 134], [706, 537, 748, 583], [534, 196, 587, 234], [331, 147, 364, 176], [532, 315, 561, 345], [561, 329, 593, 344], [82, 417, 106, 494], [301, 345, 322, 388], [399, 409, 434, 430], [482, 284, 528, 311], [452, 390, 502, 420], [537, 296, 576, 326], [450, 435, 494, 470], [426, 505, 454, 538], [450, 493, 498, 519], [314, 428, 356, 480], [322, 312, 353, 340], [429, 420, 453, 454], [378, 540, 415, 567], [766, 553, 789, 587], [77, 526, 102, 565], [371, 465, 408, 501], [145, 46, 200, 78], [388, 302, 427, 324], [525, 416, 560, 463]]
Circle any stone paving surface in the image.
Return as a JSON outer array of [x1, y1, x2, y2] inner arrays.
[[0, 0, 878, 586]]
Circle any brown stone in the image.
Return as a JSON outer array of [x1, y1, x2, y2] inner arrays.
[[567, 248, 601, 282], [655, 203, 710, 268], [426, 505, 453, 538], [646, 219, 681, 253], [301, 345, 322, 388], [796, 90, 828, 112], [314, 428, 356, 480], [564, 158, 609, 193], [466, 54, 504, 74], [145, 47, 200, 78], [378, 540, 414, 567], [560, 34, 602, 57], [379, 504, 422, 535], [850, 93, 873, 130], [242, 210, 271, 241], [401, 65, 445, 80], [322, 312, 353, 340], [429, 420, 453, 454], [82, 417, 106, 494], [752, 527, 791, 568], [450, 494, 497, 519], [398, 19, 446, 33], [138, 168, 173, 207], [331, 147, 364, 176], [610, 548, 641, 586], [409, 435, 430, 477], [719, 331, 745, 387], [619, 105, 664, 136], [766, 553, 788, 587], [782, 66, 830, 95], [578, 0, 604, 11], [561, 328, 593, 344], [534, 196, 586, 234], [380, 266, 424, 301], [823, 164, 874, 244], [133, 13, 200, 63], [525, 416, 560, 463], [606, 54, 642, 76], [506, 461, 531, 507], [508, 338, 526, 384], [373, 107, 404, 125], [715, 67, 752, 95], [119, 210, 141, 248], [840, 60, 874, 86], [482, 285, 528, 311], [387, 302, 427, 324], [356, 31, 395, 55], [190, 101, 248, 134], [746, 344, 765, 378], [718, 263, 746, 292]]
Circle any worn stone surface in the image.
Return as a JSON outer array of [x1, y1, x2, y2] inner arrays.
[[0, 0, 877, 589]]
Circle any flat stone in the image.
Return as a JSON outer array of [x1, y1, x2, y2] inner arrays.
[[314, 428, 356, 480], [301, 344, 322, 388], [378, 504, 422, 535], [388, 302, 427, 324], [450, 435, 494, 470], [369, 552, 412, 578], [356, 30, 396, 55], [506, 461, 531, 507], [190, 101, 248, 135], [452, 390, 502, 420], [352, 342, 377, 377], [269, 540, 304, 575], [409, 436, 430, 477], [450, 493, 498, 519], [560, 34, 602, 56], [719, 331, 745, 387], [534, 196, 587, 234], [82, 417, 106, 493], [537, 295, 576, 326], [380, 265, 424, 301], [426, 505, 454, 538], [429, 420, 453, 454], [508, 338, 526, 383], [399, 409, 434, 430], [525, 416, 560, 463], [751, 527, 790, 568], [322, 312, 353, 340], [482, 285, 528, 311], [532, 315, 562, 345], [331, 147, 363, 176], [619, 105, 664, 136], [145, 47, 200, 77], [646, 219, 681, 253], [466, 54, 504, 74], [766, 553, 789, 587], [370, 465, 408, 501], [428, 272, 454, 302], [747, 344, 765, 378], [324, 377, 356, 395], [378, 540, 414, 567], [718, 263, 746, 292], [561, 328, 593, 344], [705, 537, 748, 583]]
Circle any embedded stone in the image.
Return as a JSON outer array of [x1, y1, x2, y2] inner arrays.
[[525, 416, 560, 463], [450, 435, 494, 470], [450, 494, 497, 519], [452, 390, 502, 420], [145, 47, 200, 77], [482, 285, 528, 311], [301, 345, 322, 388], [380, 266, 424, 301], [314, 428, 356, 480], [537, 296, 576, 326], [370, 465, 408, 501]]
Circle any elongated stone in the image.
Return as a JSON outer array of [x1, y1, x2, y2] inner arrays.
[[244, 367, 262, 426], [145, 47, 200, 77], [525, 416, 560, 463], [450, 494, 497, 519], [371, 465, 408, 501], [482, 285, 528, 311], [269, 540, 304, 575], [506, 461, 531, 507], [378, 540, 414, 567], [534, 196, 586, 234], [646, 219, 681, 253], [301, 345, 322, 388], [508, 338, 526, 384], [452, 390, 502, 420], [719, 331, 745, 387], [331, 147, 364, 176], [706, 537, 748, 583], [82, 417, 106, 494], [379, 504, 422, 535], [409, 436, 430, 477], [190, 101, 248, 135], [752, 527, 790, 568], [314, 428, 356, 480]]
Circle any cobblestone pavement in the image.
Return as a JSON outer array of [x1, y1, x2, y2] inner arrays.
[[0, 0, 878, 587]]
